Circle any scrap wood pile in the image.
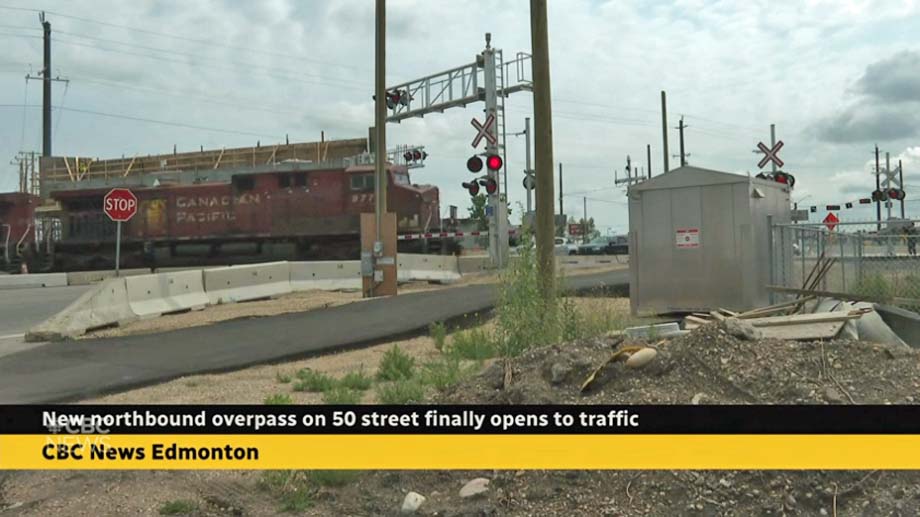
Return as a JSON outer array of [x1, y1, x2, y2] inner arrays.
[[684, 252, 868, 341]]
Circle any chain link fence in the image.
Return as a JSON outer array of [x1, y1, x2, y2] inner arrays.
[[771, 220, 920, 308]]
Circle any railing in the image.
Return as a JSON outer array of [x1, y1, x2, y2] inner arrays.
[[771, 220, 920, 307]]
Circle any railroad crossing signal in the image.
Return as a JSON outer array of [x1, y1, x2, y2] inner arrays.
[[523, 173, 535, 190], [471, 114, 497, 147], [756, 140, 784, 169], [103, 188, 137, 222]]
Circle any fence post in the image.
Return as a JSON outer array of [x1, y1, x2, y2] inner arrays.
[[767, 215, 775, 305], [840, 233, 846, 292]]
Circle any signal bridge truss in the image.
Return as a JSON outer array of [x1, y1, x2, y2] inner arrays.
[[385, 52, 533, 123]]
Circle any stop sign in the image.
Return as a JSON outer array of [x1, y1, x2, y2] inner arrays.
[[103, 188, 138, 222]]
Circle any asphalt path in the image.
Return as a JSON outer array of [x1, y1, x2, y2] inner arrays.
[[0, 270, 628, 403]]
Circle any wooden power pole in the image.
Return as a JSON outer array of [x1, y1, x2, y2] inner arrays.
[[531, 0, 556, 300]]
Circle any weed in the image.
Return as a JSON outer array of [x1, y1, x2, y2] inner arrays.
[[376, 346, 415, 381], [429, 321, 448, 351], [853, 273, 893, 300], [375, 379, 425, 404], [322, 386, 362, 404], [263, 393, 293, 405], [338, 368, 373, 391], [293, 369, 336, 392], [448, 327, 497, 360], [258, 471, 313, 512], [159, 499, 198, 515], [422, 356, 476, 391], [275, 371, 292, 384]]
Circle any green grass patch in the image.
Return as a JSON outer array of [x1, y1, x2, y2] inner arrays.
[[293, 369, 336, 392], [448, 327, 497, 360], [422, 355, 477, 392], [376, 346, 415, 381], [307, 470, 360, 487], [258, 471, 314, 512], [158, 499, 198, 515], [322, 386, 362, 404], [429, 321, 447, 351], [375, 379, 425, 404], [338, 368, 373, 391], [263, 393, 293, 405]]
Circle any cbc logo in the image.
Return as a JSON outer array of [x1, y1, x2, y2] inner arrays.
[[43, 443, 85, 460]]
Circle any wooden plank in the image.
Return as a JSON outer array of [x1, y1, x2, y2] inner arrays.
[[213, 147, 225, 170], [737, 295, 817, 319], [766, 285, 920, 307], [709, 311, 726, 322], [123, 156, 137, 177], [758, 321, 845, 341], [747, 310, 868, 328], [684, 315, 711, 325], [63, 157, 74, 182], [719, 308, 739, 317]]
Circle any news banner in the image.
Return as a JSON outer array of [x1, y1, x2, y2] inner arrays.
[[1, 405, 919, 469]]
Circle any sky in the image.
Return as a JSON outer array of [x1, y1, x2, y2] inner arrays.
[[2, 0, 920, 234]]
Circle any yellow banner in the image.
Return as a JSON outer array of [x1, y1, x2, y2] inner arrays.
[[2, 434, 920, 470]]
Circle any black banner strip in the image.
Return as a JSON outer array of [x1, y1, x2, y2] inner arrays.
[[2, 405, 920, 435]]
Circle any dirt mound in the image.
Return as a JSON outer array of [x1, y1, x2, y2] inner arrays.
[[438, 322, 920, 405]]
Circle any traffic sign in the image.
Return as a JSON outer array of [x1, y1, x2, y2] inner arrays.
[[756, 140, 784, 169], [823, 212, 839, 231], [103, 188, 138, 222], [470, 114, 497, 147]]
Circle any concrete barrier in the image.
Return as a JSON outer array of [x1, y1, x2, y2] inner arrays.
[[458, 255, 491, 274], [398, 254, 461, 282], [125, 270, 209, 318], [204, 261, 292, 304], [65, 268, 151, 286], [26, 277, 137, 341], [0, 273, 68, 289], [290, 261, 361, 291]]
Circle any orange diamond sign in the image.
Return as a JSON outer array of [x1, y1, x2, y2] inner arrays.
[[823, 212, 839, 231]]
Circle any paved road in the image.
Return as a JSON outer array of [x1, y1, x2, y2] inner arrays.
[[0, 270, 628, 403], [0, 285, 91, 341]]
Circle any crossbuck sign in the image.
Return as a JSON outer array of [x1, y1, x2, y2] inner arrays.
[[470, 114, 497, 147], [757, 140, 784, 169]]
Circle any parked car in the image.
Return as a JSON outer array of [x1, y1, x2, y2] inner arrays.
[[577, 236, 614, 255], [607, 235, 629, 255], [554, 237, 578, 256]]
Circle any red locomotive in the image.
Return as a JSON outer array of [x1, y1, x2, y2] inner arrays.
[[0, 192, 41, 273], [1, 138, 446, 272]]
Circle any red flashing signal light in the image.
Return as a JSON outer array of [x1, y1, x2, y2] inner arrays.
[[486, 154, 503, 171], [403, 151, 413, 161], [479, 177, 498, 195], [467, 156, 483, 173], [462, 181, 480, 196], [412, 149, 422, 161]]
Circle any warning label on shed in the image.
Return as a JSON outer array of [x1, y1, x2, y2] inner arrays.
[[675, 228, 700, 249]]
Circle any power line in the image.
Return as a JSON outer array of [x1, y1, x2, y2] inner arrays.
[[0, 4, 371, 73]]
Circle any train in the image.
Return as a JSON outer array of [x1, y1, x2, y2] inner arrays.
[[1, 139, 451, 273]]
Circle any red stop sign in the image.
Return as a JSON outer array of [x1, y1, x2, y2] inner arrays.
[[103, 188, 138, 222]]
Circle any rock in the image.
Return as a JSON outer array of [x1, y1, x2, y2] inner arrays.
[[724, 318, 764, 340], [824, 386, 846, 404], [625, 348, 657, 369], [460, 477, 490, 498], [691, 393, 706, 405], [549, 361, 572, 384], [401, 492, 426, 514]]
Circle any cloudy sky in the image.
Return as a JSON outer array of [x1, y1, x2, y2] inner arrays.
[[2, 0, 920, 233]]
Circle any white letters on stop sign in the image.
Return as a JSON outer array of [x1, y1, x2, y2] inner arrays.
[[105, 198, 136, 212]]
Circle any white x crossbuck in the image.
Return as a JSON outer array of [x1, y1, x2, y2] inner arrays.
[[470, 114, 497, 148], [757, 140, 784, 169]]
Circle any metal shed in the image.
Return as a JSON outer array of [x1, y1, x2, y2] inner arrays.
[[628, 165, 792, 315]]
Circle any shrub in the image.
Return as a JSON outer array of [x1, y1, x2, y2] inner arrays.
[[429, 321, 447, 351], [307, 470, 360, 487], [275, 371, 292, 384], [375, 379, 424, 404], [422, 356, 476, 392], [322, 386, 362, 404], [263, 393, 293, 405], [448, 327, 498, 360], [258, 471, 313, 512], [376, 346, 415, 381], [293, 369, 336, 392], [338, 368, 373, 391]]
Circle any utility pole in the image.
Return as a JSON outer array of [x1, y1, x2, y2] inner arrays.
[[875, 145, 881, 232], [371, 0, 387, 297], [676, 116, 688, 167], [646, 144, 652, 178], [900, 159, 905, 219], [661, 91, 669, 174], [582, 196, 588, 244], [41, 12, 51, 157], [558, 163, 563, 216], [524, 117, 533, 215], [886, 152, 892, 222], [532, 0, 556, 300]]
